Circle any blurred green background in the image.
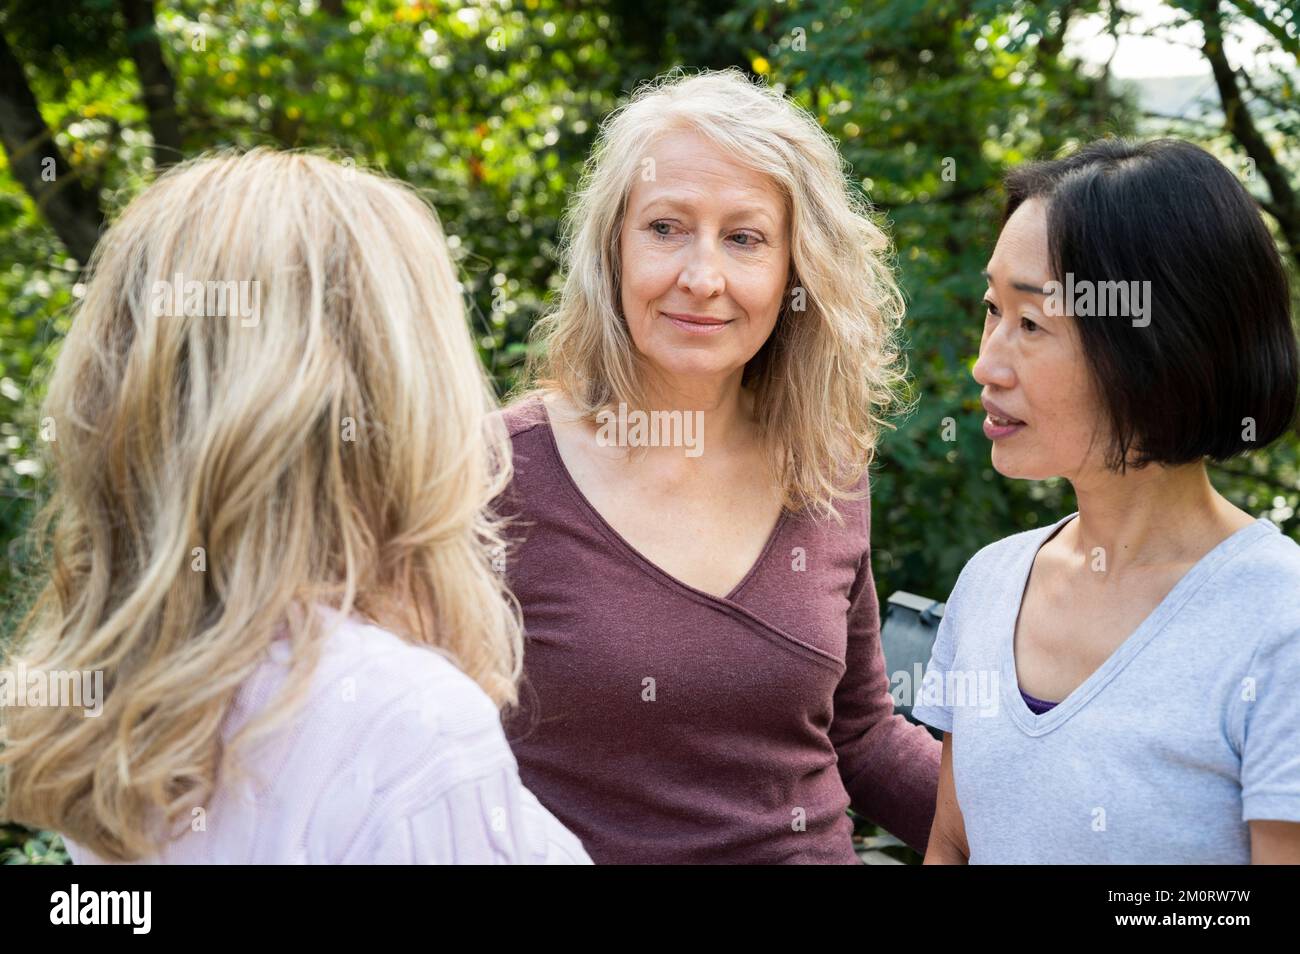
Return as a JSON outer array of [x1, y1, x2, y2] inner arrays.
[[1, 0, 1297, 863]]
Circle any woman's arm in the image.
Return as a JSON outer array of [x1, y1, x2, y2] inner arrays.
[[357, 766, 593, 864], [829, 489, 942, 853], [1239, 626, 1300, 864], [923, 732, 970, 864], [1250, 820, 1300, 863]]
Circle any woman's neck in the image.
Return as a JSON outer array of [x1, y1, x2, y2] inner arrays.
[[637, 367, 758, 456], [1062, 461, 1254, 572]]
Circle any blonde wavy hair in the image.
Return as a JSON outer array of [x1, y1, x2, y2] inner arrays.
[[0, 149, 522, 860], [523, 68, 907, 520]]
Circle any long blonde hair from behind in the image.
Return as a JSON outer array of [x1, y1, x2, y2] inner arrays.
[[0, 149, 522, 861], [523, 68, 908, 521]]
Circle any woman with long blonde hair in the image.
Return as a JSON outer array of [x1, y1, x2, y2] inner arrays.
[[0, 149, 589, 864], [497, 68, 940, 863]]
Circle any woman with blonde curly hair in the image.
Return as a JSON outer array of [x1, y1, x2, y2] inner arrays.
[[0, 149, 589, 864], [498, 68, 940, 863]]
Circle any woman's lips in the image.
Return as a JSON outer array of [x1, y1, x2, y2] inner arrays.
[[663, 312, 732, 335], [983, 414, 1027, 440], [981, 397, 1026, 439]]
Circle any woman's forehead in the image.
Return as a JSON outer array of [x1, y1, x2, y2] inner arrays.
[[628, 136, 787, 222], [987, 199, 1051, 280]]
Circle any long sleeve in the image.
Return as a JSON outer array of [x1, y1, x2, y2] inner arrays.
[[353, 766, 592, 864], [828, 489, 942, 853]]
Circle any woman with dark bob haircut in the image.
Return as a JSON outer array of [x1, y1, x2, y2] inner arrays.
[[913, 138, 1300, 863]]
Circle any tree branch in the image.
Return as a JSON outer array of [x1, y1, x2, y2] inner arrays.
[[1211, 461, 1300, 497], [1225, 0, 1300, 61], [119, 0, 184, 165], [1198, 0, 1300, 264], [0, 30, 103, 262]]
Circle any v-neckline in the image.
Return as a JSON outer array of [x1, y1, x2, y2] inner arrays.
[[533, 395, 790, 604], [1003, 510, 1276, 735]]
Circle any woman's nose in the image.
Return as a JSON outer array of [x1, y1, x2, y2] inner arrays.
[[972, 332, 1015, 390], [676, 240, 725, 299]]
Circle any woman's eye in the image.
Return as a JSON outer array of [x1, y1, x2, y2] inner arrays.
[[650, 220, 674, 237], [729, 231, 763, 247], [1020, 316, 1040, 333], [983, 300, 1000, 319]]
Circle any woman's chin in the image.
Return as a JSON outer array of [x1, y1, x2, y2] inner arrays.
[[645, 351, 745, 384], [990, 447, 1053, 481]]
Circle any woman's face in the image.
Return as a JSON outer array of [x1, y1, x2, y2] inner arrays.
[[618, 129, 789, 393], [973, 198, 1110, 480]]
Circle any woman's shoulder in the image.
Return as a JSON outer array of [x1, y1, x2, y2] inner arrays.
[[234, 607, 504, 764], [941, 514, 1075, 610], [285, 612, 588, 863], [963, 515, 1068, 572], [1217, 521, 1300, 639], [306, 606, 501, 725], [492, 390, 589, 515], [244, 611, 515, 818], [70, 610, 517, 865], [1235, 520, 1300, 579], [497, 390, 550, 439]]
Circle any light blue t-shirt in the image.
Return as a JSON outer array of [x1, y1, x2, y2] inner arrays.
[[912, 511, 1300, 864]]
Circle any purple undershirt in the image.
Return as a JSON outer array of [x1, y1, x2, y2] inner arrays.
[[1019, 688, 1059, 715]]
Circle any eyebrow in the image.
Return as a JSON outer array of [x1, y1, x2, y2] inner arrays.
[[639, 195, 779, 228], [981, 269, 1049, 296]]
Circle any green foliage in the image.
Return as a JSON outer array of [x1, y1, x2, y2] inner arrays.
[[5, 0, 1292, 607], [0, 183, 72, 627], [0, 824, 69, 864]]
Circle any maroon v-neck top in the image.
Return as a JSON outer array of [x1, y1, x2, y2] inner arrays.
[[495, 397, 941, 863]]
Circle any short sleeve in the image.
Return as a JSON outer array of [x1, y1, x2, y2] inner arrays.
[[1239, 628, 1300, 823], [909, 563, 968, 735]]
